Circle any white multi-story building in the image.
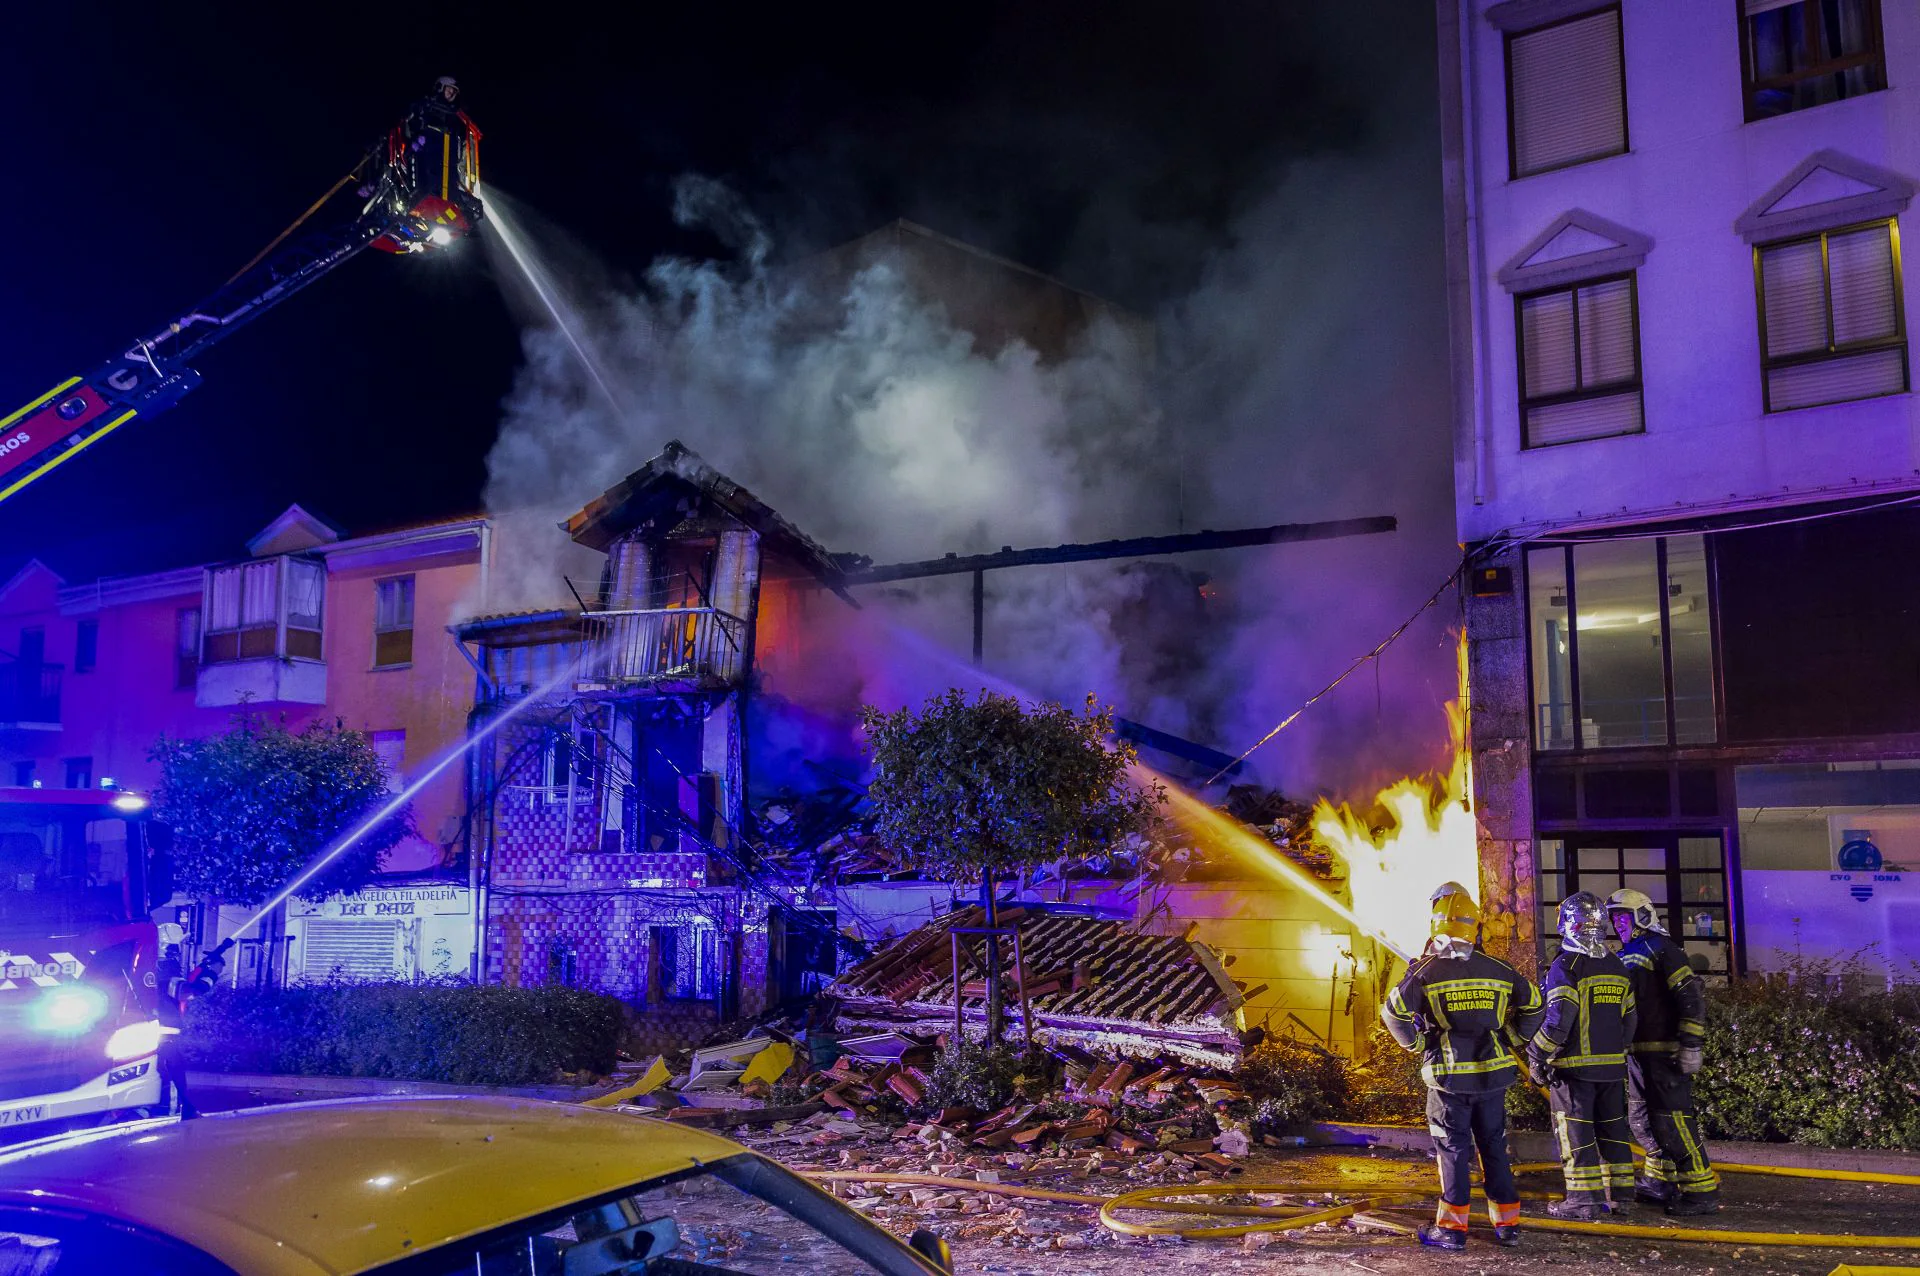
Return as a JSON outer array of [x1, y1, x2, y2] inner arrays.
[[1436, 0, 1920, 976]]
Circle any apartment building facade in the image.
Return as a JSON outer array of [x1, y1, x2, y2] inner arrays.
[[1437, 0, 1920, 976], [0, 507, 487, 984]]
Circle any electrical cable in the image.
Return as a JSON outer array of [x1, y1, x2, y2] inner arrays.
[[1201, 556, 1469, 784]]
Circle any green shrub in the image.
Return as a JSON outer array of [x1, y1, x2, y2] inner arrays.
[[923, 1037, 1053, 1113], [1237, 1035, 1352, 1133], [183, 979, 627, 1087], [1697, 960, 1920, 1151], [1348, 1026, 1426, 1124]]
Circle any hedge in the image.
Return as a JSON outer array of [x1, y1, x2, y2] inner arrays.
[[1311, 959, 1920, 1151], [182, 980, 627, 1087], [1697, 962, 1920, 1151]]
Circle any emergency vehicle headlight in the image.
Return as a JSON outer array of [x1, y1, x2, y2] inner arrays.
[[28, 985, 110, 1034], [105, 1019, 163, 1062]]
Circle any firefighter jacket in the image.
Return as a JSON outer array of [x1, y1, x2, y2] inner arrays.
[[155, 954, 218, 1033], [1528, 949, 1637, 1080], [1618, 930, 1706, 1054], [1381, 946, 1544, 1094]]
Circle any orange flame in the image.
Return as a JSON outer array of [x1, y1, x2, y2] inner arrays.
[[1311, 634, 1479, 961]]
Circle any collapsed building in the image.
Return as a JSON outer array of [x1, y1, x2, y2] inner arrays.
[[452, 223, 1394, 1056]]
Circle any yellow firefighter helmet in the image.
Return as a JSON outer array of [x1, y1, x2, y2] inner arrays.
[[1429, 881, 1481, 947]]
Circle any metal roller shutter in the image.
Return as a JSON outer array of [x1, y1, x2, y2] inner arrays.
[[301, 920, 403, 982]]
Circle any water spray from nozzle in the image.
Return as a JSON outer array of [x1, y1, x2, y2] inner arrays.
[[204, 657, 586, 965], [479, 191, 629, 425]]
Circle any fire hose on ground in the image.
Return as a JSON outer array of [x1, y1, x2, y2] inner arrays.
[[798, 1161, 1920, 1248]]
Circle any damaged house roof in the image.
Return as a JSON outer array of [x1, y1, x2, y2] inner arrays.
[[826, 904, 1249, 1069], [565, 440, 859, 599]]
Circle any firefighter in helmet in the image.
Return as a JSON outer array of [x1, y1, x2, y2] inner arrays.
[[1527, 892, 1637, 1219], [154, 922, 223, 1119], [1608, 887, 1719, 1215], [1381, 882, 1543, 1250]]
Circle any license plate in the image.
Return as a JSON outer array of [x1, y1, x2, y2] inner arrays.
[[0, 1105, 47, 1127]]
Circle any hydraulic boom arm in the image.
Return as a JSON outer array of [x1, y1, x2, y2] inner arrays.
[[0, 95, 484, 505]]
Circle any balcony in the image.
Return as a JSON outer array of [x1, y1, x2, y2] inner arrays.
[[195, 556, 328, 708], [0, 660, 61, 729], [577, 608, 748, 693]]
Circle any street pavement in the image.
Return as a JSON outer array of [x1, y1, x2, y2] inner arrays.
[[185, 1088, 1920, 1274]]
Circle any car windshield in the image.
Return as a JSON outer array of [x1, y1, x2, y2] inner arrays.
[[385, 1152, 934, 1276]]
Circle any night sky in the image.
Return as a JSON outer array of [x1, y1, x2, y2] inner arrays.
[[0, 3, 1431, 584]]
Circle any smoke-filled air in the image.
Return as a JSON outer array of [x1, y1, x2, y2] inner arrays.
[[476, 16, 1460, 798]]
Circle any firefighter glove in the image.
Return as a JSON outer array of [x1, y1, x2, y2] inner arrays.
[[1678, 1046, 1703, 1076], [1527, 1056, 1552, 1087]]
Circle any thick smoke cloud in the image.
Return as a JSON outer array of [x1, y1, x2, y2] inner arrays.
[[478, 3, 1460, 798]]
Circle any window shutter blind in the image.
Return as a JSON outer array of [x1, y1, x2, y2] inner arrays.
[[1742, 0, 1803, 15], [1760, 239, 1828, 358], [1522, 291, 1577, 397], [1768, 348, 1905, 410], [1828, 223, 1898, 346], [1577, 278, 1636, 386], [1511, 10, 1626, 176], [1528, 393, 1643, 446]]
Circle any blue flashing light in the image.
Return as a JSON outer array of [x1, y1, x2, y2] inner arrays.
[[27, 985, 110, 1034]]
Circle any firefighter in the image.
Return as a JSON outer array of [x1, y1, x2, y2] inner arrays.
[[1381, 881, 1543, 1251], [1527, 892, 1637, 1219], [1608, 888, 1720, 1216], [154, 923, 223, 1119], [433, 75, 459, 105]]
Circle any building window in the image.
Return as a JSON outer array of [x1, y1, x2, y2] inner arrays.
[[64, 757, 91, 790], [1740, 0, 1886, 122], [12, 761, 32, 787], [1756, 219, 1906, 412], [203, 556, 324, 664], [373, 576, 415, 668], [73, 620, 98, 674], [175, 608, 200, 689], [1539, 835, 1732, 975], [1517, 274, 1643, 448], [1526, 534, 1717, 750], [1507, 7, 1627, 179], [653, 924, 719, 1001]]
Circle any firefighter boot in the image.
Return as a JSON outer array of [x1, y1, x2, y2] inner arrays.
[[1493, 1226, 1521, 1247], [1417, 1224, 1467, 1251], [1545, 1196, 1601, 1222], [1667, 1193, 1721, 1218], [1634, 1176, 1675, 1208]]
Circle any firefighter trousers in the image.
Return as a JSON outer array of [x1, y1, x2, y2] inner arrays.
[[1426, 1088, 1521, 1231], [1628, 1054, 1719, 1201], [1549, 1076, 1633, 1205]]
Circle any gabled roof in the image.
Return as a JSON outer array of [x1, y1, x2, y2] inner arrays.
[[1497, 209, 1652, 293], [0, 559, 65, 610], [1737, 150, 1918, 244], [565, 441, 850, 595], [247, 504, 344, 557]]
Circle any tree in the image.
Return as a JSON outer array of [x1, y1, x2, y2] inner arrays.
[[861, 690, 1162, 1044], [152, 715, 410, 911]]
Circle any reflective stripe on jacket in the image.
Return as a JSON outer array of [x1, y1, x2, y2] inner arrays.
[[1529, 949, 1637, 1080], [1381, 946, 1544, 1094], [1619, 931, 1706, 1052]]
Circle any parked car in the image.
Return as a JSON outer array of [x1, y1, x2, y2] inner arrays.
[[0, 1095, 954, 1275]]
